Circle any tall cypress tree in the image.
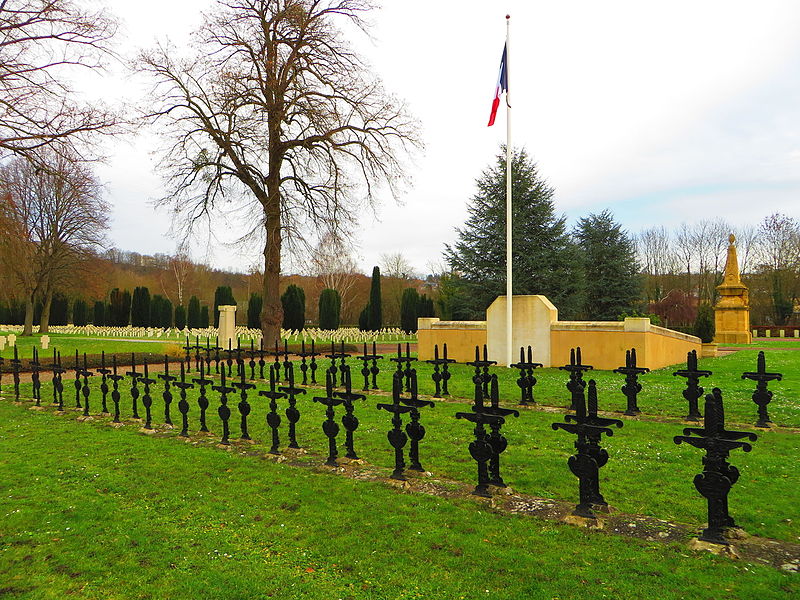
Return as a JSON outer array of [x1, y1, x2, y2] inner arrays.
[[175, 305, 187, 329], [109, 289, 124, 326], [160, 298, 173, 329], [400, 288, 419, 333], [50, 294, 69, 326], [368, 266, 382, 330], [247, 293, 263, 329], [72, 300, 88, 326], [93, 301, 106, 326], [131, 287, 151, 327], [200, 305, 210, 328], [149, 295, 162, 327], [318, 288, 341, 330], [417, 294, 435, 318], [187, 295, 201, 329], [573, 210, 642, 320], [444, 147, 584, 320]]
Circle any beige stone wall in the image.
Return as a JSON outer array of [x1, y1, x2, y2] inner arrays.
[[417, 318, 487, 363], [550, 319, 700, 370], [418, 301, 701, 371]]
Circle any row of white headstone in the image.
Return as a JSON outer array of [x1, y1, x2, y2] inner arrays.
[[753, 329, 800, 338]]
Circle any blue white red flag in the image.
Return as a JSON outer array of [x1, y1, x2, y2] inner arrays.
[[487, 44, 508, 127]]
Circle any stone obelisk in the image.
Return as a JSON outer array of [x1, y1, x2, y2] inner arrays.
[[714, 234, 751, 344]]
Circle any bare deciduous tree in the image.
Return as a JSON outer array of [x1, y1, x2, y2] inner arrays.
[[379, 251, 417, 280], [139, 0, 420, 342], [0, 0, 118, 161], [307, 232, 360, 321], [0, 150, 109, 334]]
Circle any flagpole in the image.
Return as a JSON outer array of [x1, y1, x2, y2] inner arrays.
[[505, 14, 513, 367]]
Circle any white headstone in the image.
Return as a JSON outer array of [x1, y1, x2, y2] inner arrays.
[[0, 336, 5, 351], [7, 334, 16, 347], [41, 335, 50, 350]]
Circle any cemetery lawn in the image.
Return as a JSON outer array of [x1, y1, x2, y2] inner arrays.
[[3, 338, 800, 600], [0, 331, 181, 360], [0, 401, 797, 600]]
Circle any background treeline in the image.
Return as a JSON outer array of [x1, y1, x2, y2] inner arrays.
[[637, 214, 800, 326], [0, 248, 436, 330]]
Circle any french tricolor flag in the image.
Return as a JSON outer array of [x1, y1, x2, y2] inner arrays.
[[487, 44, 508, 127]]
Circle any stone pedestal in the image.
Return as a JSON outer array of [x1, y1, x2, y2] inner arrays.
[[486, 295, 558, 367], [218, 305, 237, 351]]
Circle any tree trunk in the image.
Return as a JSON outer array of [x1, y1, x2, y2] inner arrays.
[[260, 185, 283, 345], [39, 288, 53, 333], [23, 294, 34, 336]]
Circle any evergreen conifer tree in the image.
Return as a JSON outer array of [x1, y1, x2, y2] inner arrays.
[[50, 294, 69, 326], [417, 294, 435, 318], [72, 300, 88, 326], [187, 295, 201, 329], [200, 305, 210, 328], [358, 304, 370, 331], [400, 288, 419, 333], [694, 303, 716, 343], [175, 305, 187, 330], [368, 266, 382, 330], [247, 293, 263, 329], [318, 288, 341, 330], [281, 285, 305, 331], [213, 286, 236, 327], [161, 298, 173, 329], [92, 301, 106, 326], [444, 148, 584, 319], [574, 210, 642, 320], [131, 287, 151, 327]]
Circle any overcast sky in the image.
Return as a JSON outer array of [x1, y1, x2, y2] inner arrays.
[[86, 0, 800, 275]]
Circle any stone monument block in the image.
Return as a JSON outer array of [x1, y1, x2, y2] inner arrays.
[[218, 305, 237, 350], [486, 295, 558, 367]]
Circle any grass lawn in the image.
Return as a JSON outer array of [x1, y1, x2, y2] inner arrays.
[[0, 331, 181, 361], [1, 340, 798, 598], [0, 400, 797, 600]]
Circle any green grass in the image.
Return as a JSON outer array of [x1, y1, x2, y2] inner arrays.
[[0, 331, 181, 360], [4, 347, 799, 543], [0, 400, 797, 600], [728, 338, 800, 347]]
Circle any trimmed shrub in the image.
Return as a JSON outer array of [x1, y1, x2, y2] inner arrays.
[[281, 284, 305, 331]]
